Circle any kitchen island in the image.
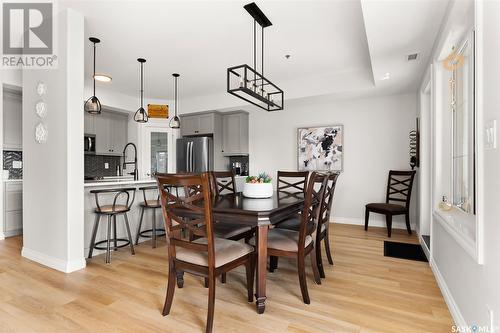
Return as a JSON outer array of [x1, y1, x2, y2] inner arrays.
[[84, 177, 160, 257]]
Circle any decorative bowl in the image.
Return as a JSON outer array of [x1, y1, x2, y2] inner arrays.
[[243, 182, 273, 198]]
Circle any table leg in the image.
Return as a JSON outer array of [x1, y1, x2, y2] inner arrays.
[[255, 225, 268, 314]]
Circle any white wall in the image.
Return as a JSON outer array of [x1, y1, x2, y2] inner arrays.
[[247, 93, 417, 227], [21, 9, 85, 273], [423, 0, 500, 330]]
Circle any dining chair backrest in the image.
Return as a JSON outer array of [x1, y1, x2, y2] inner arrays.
[[298, 172, 327, 249], [317, 172, 340, 231], [156, 173, 215, 264], [385, 170, 416, 209], [277, 171, 309, 199], [210, 171, 236, 196]]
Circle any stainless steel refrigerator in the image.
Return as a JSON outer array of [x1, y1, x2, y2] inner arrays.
[[176, 137, 213, 173]]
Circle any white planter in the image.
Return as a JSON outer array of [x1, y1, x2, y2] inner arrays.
[[243, 182, 273, 198]]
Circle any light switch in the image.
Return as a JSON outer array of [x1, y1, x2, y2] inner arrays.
[[104, 163, 109, 169], [485, 120, 497, 150], [12, 161, 22, 169]]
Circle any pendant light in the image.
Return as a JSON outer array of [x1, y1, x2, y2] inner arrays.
[[84, 37, 102, 114], [169, 73, 181, 129], [134, 58, 148, 123], [226, 2, 284, 111]]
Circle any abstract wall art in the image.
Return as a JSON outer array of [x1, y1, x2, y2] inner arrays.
[[297, 125, 343, 172]]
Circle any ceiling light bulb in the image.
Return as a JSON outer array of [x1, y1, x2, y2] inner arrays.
[[93, 74, 112, 82]]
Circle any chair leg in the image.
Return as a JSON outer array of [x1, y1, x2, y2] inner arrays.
[[386, 214, 393, 237], [206, 271, 216, 333], [113, 215, 118, 251], [405, 213, 412, 235], [310, 248, 321, 285], [297, 255, 310, 304], [221, 273, 226, 284], [176, 271, 184, 288], [324, 229, 334, 266], [364, 208, 370, 231], [152, 208, 157, 249], [269, 256, 278, 272], [245, 255, 255, 302], [105, 215, 112, 264], [316, 238, 325, 279], [88, 214, 100, 259], [123, 213, 135, 255], [162, 264, 176, 316], [135, 206, 145, 245]]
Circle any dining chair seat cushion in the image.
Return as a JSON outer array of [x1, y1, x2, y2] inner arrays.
[[96, 205, 129, 213], [275, 214, 315, 235], [176, 237, 254, 268], [249, 229, 312, 252], [213, 223, 252, 239], [141, 200, 161, 208], [366, 202, 406, 213]]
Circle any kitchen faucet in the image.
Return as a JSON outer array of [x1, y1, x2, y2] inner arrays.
[[122, 142, 139, 181]]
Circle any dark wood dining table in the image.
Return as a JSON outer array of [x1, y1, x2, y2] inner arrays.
[[209, 191, 304, 314]]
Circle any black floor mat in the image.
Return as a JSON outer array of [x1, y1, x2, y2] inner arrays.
[[384, 241, 428, 262]]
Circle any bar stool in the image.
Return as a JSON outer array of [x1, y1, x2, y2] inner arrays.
[[135, 186, 166, 248], [88, 188, 136, 264]]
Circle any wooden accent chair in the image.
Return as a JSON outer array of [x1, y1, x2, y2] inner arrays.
[[277, 171, 309, 199], [249, 171, 326, 304], [365, 170, 416, 237], [209, 171, 254, 283], [315, 172, 340, 278], [156, 173, 255, 333]]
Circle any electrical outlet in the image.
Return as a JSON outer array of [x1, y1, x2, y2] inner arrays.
[[12, 161, 22, 169], [104, 163, 109, 169], [485, 120, 497, 150]]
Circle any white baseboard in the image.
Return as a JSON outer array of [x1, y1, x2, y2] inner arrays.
[[22, 247, 86, 273], [3, 229, 22, 238], [331, 216, 416, 230], [430, 260, 466, 328], [419, 235, 430, 260]]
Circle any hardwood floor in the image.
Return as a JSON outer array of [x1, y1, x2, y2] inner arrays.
[[0, 224, 453, 332]]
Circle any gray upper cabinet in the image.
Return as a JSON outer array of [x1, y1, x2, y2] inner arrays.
[[3, 90, 22, 151], [84, 112, 96, 135], [222, 111, 249, 156], [90, 110, 128, 156], [180, 113, 215, 136]]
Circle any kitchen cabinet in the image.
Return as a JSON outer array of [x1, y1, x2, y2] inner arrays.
[[222, 111, 249, 156], [4, 181, 22, 237], [93, 110, 128, 156], [3, 90, 22, 150], [180, 112, 216, 136], [84, 112, 96, 135]]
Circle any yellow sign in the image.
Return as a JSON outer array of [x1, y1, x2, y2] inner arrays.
[[147, 104, 169, 118]]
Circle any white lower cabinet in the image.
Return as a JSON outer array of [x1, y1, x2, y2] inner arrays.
[[4, 182, 22, 237]]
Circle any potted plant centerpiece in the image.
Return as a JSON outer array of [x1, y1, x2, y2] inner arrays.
[[243, 173, 273, 198]]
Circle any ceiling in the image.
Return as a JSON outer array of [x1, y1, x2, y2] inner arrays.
[[65, 0, 449, 109]]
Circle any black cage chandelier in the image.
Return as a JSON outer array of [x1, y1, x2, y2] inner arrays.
[[227, 2, 284, 111]]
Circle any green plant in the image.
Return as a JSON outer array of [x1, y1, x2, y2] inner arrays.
[[245, 173, 272, 184]]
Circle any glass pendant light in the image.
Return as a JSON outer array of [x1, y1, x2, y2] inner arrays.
[[85, 37, 102, 114], [134, 58, 148, 123], [169, 73, 181, 129]]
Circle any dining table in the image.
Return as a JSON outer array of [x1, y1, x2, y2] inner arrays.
[[207, 191, 304, 314]]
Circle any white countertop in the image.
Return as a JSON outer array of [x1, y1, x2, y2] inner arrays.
[[3, 179, 22, 183], [84, 178, 156, 187]]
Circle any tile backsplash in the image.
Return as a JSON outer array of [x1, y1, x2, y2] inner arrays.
[[85, 154, 121, 178], [3, 150, 22, 179]]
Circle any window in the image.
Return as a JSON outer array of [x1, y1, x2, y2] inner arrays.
[[450, 39, 475, 214]]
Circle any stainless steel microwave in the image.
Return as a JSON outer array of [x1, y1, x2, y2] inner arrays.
[[84, 134, 96, 154]]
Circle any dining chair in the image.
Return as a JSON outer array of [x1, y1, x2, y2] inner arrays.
[[277, 170, 309, 199], [249, 171, 326, 304], [315, 172, 340, 278], [156, 173, 255, 333], [210, 171, 254, 283], [365, 170, 416, 237]]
